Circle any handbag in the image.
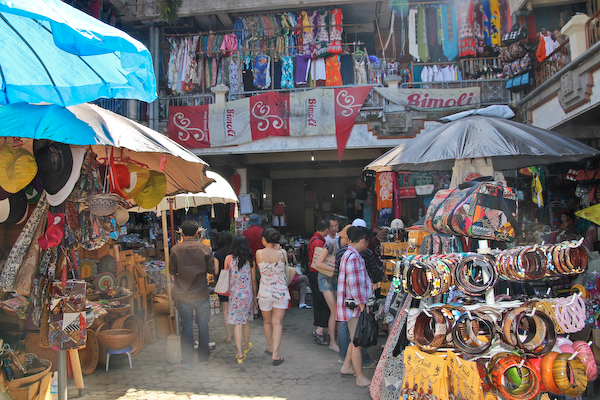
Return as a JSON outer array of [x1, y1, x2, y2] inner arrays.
[[502, 23, 527, 45], [397, 174, 416, 199], [414, 176, 435, 196], [48, 248, 87, 351], [424, 179, 520, 242], [285, 266, 297, 285], [310, 247, 334, 277], [214, 263, 230, 296]]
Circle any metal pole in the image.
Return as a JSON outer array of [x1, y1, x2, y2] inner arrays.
[[162, 210, 173, 317], [57, 350, 67, 400], [169, 198, 180, 333]]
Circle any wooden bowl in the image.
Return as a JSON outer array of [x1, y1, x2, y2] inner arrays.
[[104, 305, 130, 317], [97, 329, 136, 350]]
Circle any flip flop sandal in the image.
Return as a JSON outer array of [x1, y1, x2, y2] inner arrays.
[[265, 348, 273, 355], [340, 372, 356, 377], [244, 342, 253, 354], [235, 354, 246, 364], [272, 358, 284, 366]]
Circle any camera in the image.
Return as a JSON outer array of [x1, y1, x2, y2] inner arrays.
[[345, 299, 358, 310]]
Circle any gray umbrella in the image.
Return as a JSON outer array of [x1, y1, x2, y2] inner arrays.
[[365, 116, 600, 172]]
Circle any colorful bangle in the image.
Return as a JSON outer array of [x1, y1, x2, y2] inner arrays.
[[552, 352, 587, 397], [490, 354, 541, 400], [573, 340, 598, 381], [540, 352, 562, 395]]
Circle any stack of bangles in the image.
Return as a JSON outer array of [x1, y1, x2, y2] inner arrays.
[[493, 240, 587, 281], [529, 294, 587, 334]]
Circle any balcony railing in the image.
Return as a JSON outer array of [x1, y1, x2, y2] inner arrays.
[[587, 9, 600, 49], [533, 38, 571, 89], [158, 94, 215, 122]]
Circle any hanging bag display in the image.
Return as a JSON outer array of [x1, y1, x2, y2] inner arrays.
[[48, 248, 87, 351], [424, 178, 520, 242], [502, 23, 527, 45], [397, 174, 416, 199], [414, 175, 435, 196]]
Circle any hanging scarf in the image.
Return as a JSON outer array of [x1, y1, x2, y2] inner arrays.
[[408, 8, 419, 60], [417, 6, 430, 62], [457, 0, 476, 58], [490, 0, 502, 46]]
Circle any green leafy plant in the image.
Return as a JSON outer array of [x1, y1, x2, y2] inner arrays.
[[159, 0, 182, 24]]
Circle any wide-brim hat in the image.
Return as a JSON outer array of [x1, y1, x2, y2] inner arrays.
[[108, 151, 131, 199], [0, 191, 28, 225], [115, 208, 130, 226], [34, 142, 84, 206], [121, 164, 150, 199], [0, 145, 37, 194], [134, 170, 167, 209]]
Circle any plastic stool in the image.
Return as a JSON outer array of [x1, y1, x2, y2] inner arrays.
[[105, 346, 133, 372]]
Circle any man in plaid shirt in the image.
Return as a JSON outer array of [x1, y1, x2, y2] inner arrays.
[[337, 226, 373, 387]]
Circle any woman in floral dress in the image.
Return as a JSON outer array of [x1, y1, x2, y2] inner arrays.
[[225, 235, 257, 363]]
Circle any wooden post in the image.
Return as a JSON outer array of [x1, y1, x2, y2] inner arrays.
[[162, 209, 173, 317]]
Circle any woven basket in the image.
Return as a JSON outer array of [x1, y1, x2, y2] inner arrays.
[[80, 194, 120, 216], [78, 329, 99, 375], [97, 329, 136, 350], [95, 323, 110, 366], [111, 314, 144, 355]]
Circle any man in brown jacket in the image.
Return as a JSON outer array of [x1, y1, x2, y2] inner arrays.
[[170, 220, 215, 368]]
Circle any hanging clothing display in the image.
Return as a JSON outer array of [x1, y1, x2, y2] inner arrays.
[[417, 7, 430, 62], [281, 55, 294, 89], [295, 55, 310, 85], [473, 0, 486, 56], [228, 56, 243, 94], [408, 8, 419, 60], [457, 0, 476, 58], [310, 58, 326, 82], [490, 0, 502, 46], [325, 55, 342, 86], [314, 10, 329, 58], [353, 51, 368, 85], [301, 11, 316, 58], [340, 54, 354, 85], [328, 8, 343, 54], [481, 0, 492, 46], [376, 172, 394, 210], [441, 5, 459, 61], [253, 54, 271, 90]]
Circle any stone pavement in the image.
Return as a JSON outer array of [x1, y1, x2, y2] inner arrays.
[[69, 305, 382, 400]]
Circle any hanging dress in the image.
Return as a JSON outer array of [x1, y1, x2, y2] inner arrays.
[[457, 0, 476, 58], [325, 55, 342, 86], [281, 55, 295, 89], [314, 10, 329, 58], [354, 53, 368, 85], [328, 8, 343, 54], [253, 54, 271, 90]]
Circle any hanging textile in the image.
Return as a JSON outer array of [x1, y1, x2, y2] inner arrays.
[[481, 0, 492, 46], [325, 55, 342, 86], [354, 51, 368, 85], [490, 0, 502, 46], [253, 54, 271, 89], [376, 172, 394, 210], [228, 56, 243, 94], [340, 54, 354, 85], [311, 58, 326, 82], [417, 6, 430, 62], [328, 8, 343, 54], [473, 1, 486, 56], [457, 0, 476, 58], [281, 55, 294, 89], [302, 11, 316, 58], [441, 5, 459, 61], [408, 8, 419, 60], [314, 10, 329, 58]]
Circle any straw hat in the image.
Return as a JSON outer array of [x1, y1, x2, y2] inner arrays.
[[34, 142, 84, 206], [115, 208, 130, 226], [120, 164, 150, 199], [0, 191, 28, 225], [134, 170, 167, 209], [0, 145, 37, 193]]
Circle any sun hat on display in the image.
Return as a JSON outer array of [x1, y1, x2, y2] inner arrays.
[[390, 219, 404, 230], [34, 142, 84, 206], [109, 153, 131, 199], [134, 170, 167, 209], [0, 145, 37, 194], [248, 213, 262, 226], [120, 164, 150, 199], [0, 187, 10, 201], [115, 208, 130, 226], [0, 191, 28, 225]]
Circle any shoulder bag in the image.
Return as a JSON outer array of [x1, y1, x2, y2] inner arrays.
[[214, 256, 230, 296]]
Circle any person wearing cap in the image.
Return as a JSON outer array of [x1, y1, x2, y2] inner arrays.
[[169, 220, 215, 368], [352, 218, 367, 228], [307, 219, 330, 345], [337, 226, 373, 387], [368, 218, 389, 270], [242, 213, 265, 257], [334, 224, 383, 368]]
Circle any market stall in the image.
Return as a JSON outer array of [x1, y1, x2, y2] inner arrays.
[[364, 108, 600, 400], [0, 105, 212, 399]]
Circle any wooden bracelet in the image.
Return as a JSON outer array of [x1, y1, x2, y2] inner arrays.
[[514, 311, 546, 354], [552, 353, 588, 397], [414, 308, 447, 352], [451, 312, 494, 355], [573, 340, 598, 381], [540, 352, 562, 395], [490, 354, 541, 400]]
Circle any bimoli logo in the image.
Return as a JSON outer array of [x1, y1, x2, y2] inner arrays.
[[307, 98, 317, 127], [407, 92, 475, 108], [226, 109, 237, 137]]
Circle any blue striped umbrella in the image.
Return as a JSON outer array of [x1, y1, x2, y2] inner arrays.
[[0, 0, 157, 106]]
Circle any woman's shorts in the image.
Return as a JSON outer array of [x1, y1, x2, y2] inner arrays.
[[258, 297, 289, 311], [318, 272, 332, 292]]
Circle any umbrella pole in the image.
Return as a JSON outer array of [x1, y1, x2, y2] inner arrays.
[[168, 198, 180, 334], [162, 210, 173, 317]]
